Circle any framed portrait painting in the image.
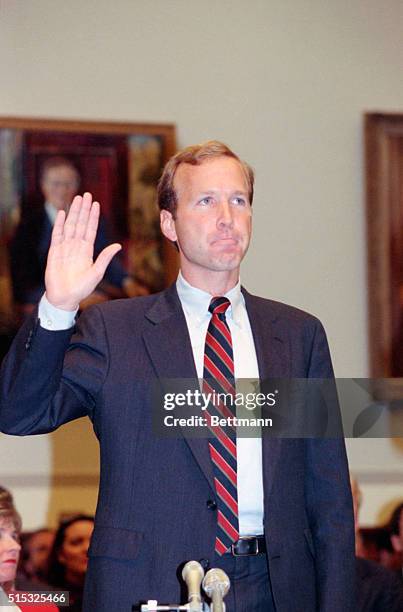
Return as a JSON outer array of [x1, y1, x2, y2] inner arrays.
[[0, 116, 177, 340]]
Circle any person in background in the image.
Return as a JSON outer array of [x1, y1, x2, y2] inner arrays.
[[8, 156, 146, 318], [389, 501, 403, 581], [350, 477, 403, 610], [19, 529, 55, 585], [351, 476, 365, 557], [0, 486, 57, 611], [46, 515, 94, 612]]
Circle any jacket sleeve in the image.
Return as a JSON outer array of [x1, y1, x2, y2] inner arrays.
[[0, 305, 109, 436], [305, 318, 356, 611]]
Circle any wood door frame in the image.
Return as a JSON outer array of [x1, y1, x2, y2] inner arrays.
[[365, 112, 403, 393]]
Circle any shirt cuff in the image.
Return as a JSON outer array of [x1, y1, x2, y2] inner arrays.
[[38, 294, 78, 330]]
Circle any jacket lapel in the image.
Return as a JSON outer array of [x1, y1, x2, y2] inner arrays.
[[242, 288, 290, 503], [142, 285, 292, 501], [142, 285, 215, 492], [242, 288, 290, 380], [142, 285, 197, 379]]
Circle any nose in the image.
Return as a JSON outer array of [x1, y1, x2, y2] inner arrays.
[[4, 533, 21, 553], [216, 199, 233, 229], [81, 537, 91, 553]]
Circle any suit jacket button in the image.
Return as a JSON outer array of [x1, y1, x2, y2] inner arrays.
[[206, 499, 217, 510]]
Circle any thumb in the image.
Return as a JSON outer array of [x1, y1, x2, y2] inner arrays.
[[93, 243, 122, 279]]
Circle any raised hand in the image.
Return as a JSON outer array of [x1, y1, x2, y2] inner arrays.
[[45, 193, 122, 311]]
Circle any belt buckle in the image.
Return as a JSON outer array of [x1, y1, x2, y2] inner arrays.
[[231, 536, 259, 556]]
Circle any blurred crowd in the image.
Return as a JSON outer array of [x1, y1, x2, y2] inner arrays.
[[350, 478, 403, 610], [0, 486, 93, 611], [0, 481, 402, 611]]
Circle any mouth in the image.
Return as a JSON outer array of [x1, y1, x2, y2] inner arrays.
[[211, 236, 238, 245], [78, 557, 89, 565], [2, 559, 17, 564]]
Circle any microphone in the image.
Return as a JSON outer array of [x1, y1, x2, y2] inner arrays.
[[202, 568, 230, 612], [181, 560, 205, 612]]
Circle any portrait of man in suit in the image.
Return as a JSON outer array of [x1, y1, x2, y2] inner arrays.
[[9, 157, 81, 311], [0, 141, 355, 611], [8, 156, 144, 319]]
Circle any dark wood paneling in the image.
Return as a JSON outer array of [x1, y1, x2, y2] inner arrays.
[[365, 113, 403, 381]]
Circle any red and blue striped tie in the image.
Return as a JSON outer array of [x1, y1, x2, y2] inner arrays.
[[203, 296, 239, 555]]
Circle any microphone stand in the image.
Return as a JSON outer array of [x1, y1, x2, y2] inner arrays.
[[140, 562, 230, 612]]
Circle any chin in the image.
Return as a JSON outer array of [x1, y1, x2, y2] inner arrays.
[[0, 571, 16, 583], [214, 255, 243, 270]]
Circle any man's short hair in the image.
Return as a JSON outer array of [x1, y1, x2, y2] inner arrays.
[[157, 140, 254, 217], [388, 501, 403, 536], [40, 156, 80, 185]]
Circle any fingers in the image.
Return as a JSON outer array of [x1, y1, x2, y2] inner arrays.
[[53, 193, 101, 246], [84, 200, 101, 244], [63, 195, 84, 239], [75, 192, 93, 240], [93, 243, 122, 279], [50, 210, 66, 247]]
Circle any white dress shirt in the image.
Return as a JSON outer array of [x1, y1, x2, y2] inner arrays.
[[44, 201, 58, 225], [176, 273, 264, 536], [38, 273, 264, 535]]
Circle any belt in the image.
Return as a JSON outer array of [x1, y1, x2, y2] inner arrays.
[[229, 535, 266, 556]]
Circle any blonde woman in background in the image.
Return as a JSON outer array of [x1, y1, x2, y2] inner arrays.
[[0, 486, 57, 611]]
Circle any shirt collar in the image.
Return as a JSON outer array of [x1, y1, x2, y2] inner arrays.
[[176, 271, 244, 328], [44, 202, 58, 225]]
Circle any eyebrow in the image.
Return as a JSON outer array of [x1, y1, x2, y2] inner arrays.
[[197, 189, 248, 196]]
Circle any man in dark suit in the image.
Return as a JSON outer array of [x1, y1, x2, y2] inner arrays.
[[0, 141, 355, 611]]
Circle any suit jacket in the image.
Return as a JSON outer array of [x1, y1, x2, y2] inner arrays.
[[0, 285, 355, 611], [8, 207, 127, 305]]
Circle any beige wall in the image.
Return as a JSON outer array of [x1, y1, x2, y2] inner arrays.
[[1, 0, 402, 528]]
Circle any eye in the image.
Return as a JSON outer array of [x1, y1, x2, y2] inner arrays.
[[198, 196, 213, 206], [0, 528, 19, 542], [70, 538, 83, 546], [11, 531, 19, 543], [232, 196, 247, 206]]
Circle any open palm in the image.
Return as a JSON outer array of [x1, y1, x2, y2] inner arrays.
[[45, 193, 121, 311]]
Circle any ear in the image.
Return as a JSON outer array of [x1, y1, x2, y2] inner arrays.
[[160, 210, 178, 243], [391, 533, 402, 553]]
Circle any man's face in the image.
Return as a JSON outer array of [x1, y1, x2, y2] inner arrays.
[[161, 156, 252, 286], [40, 165, 79, 211], [391, 508, 403, 553]]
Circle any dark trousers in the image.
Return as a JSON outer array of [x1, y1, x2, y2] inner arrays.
[[213, 552, 276, 611]]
